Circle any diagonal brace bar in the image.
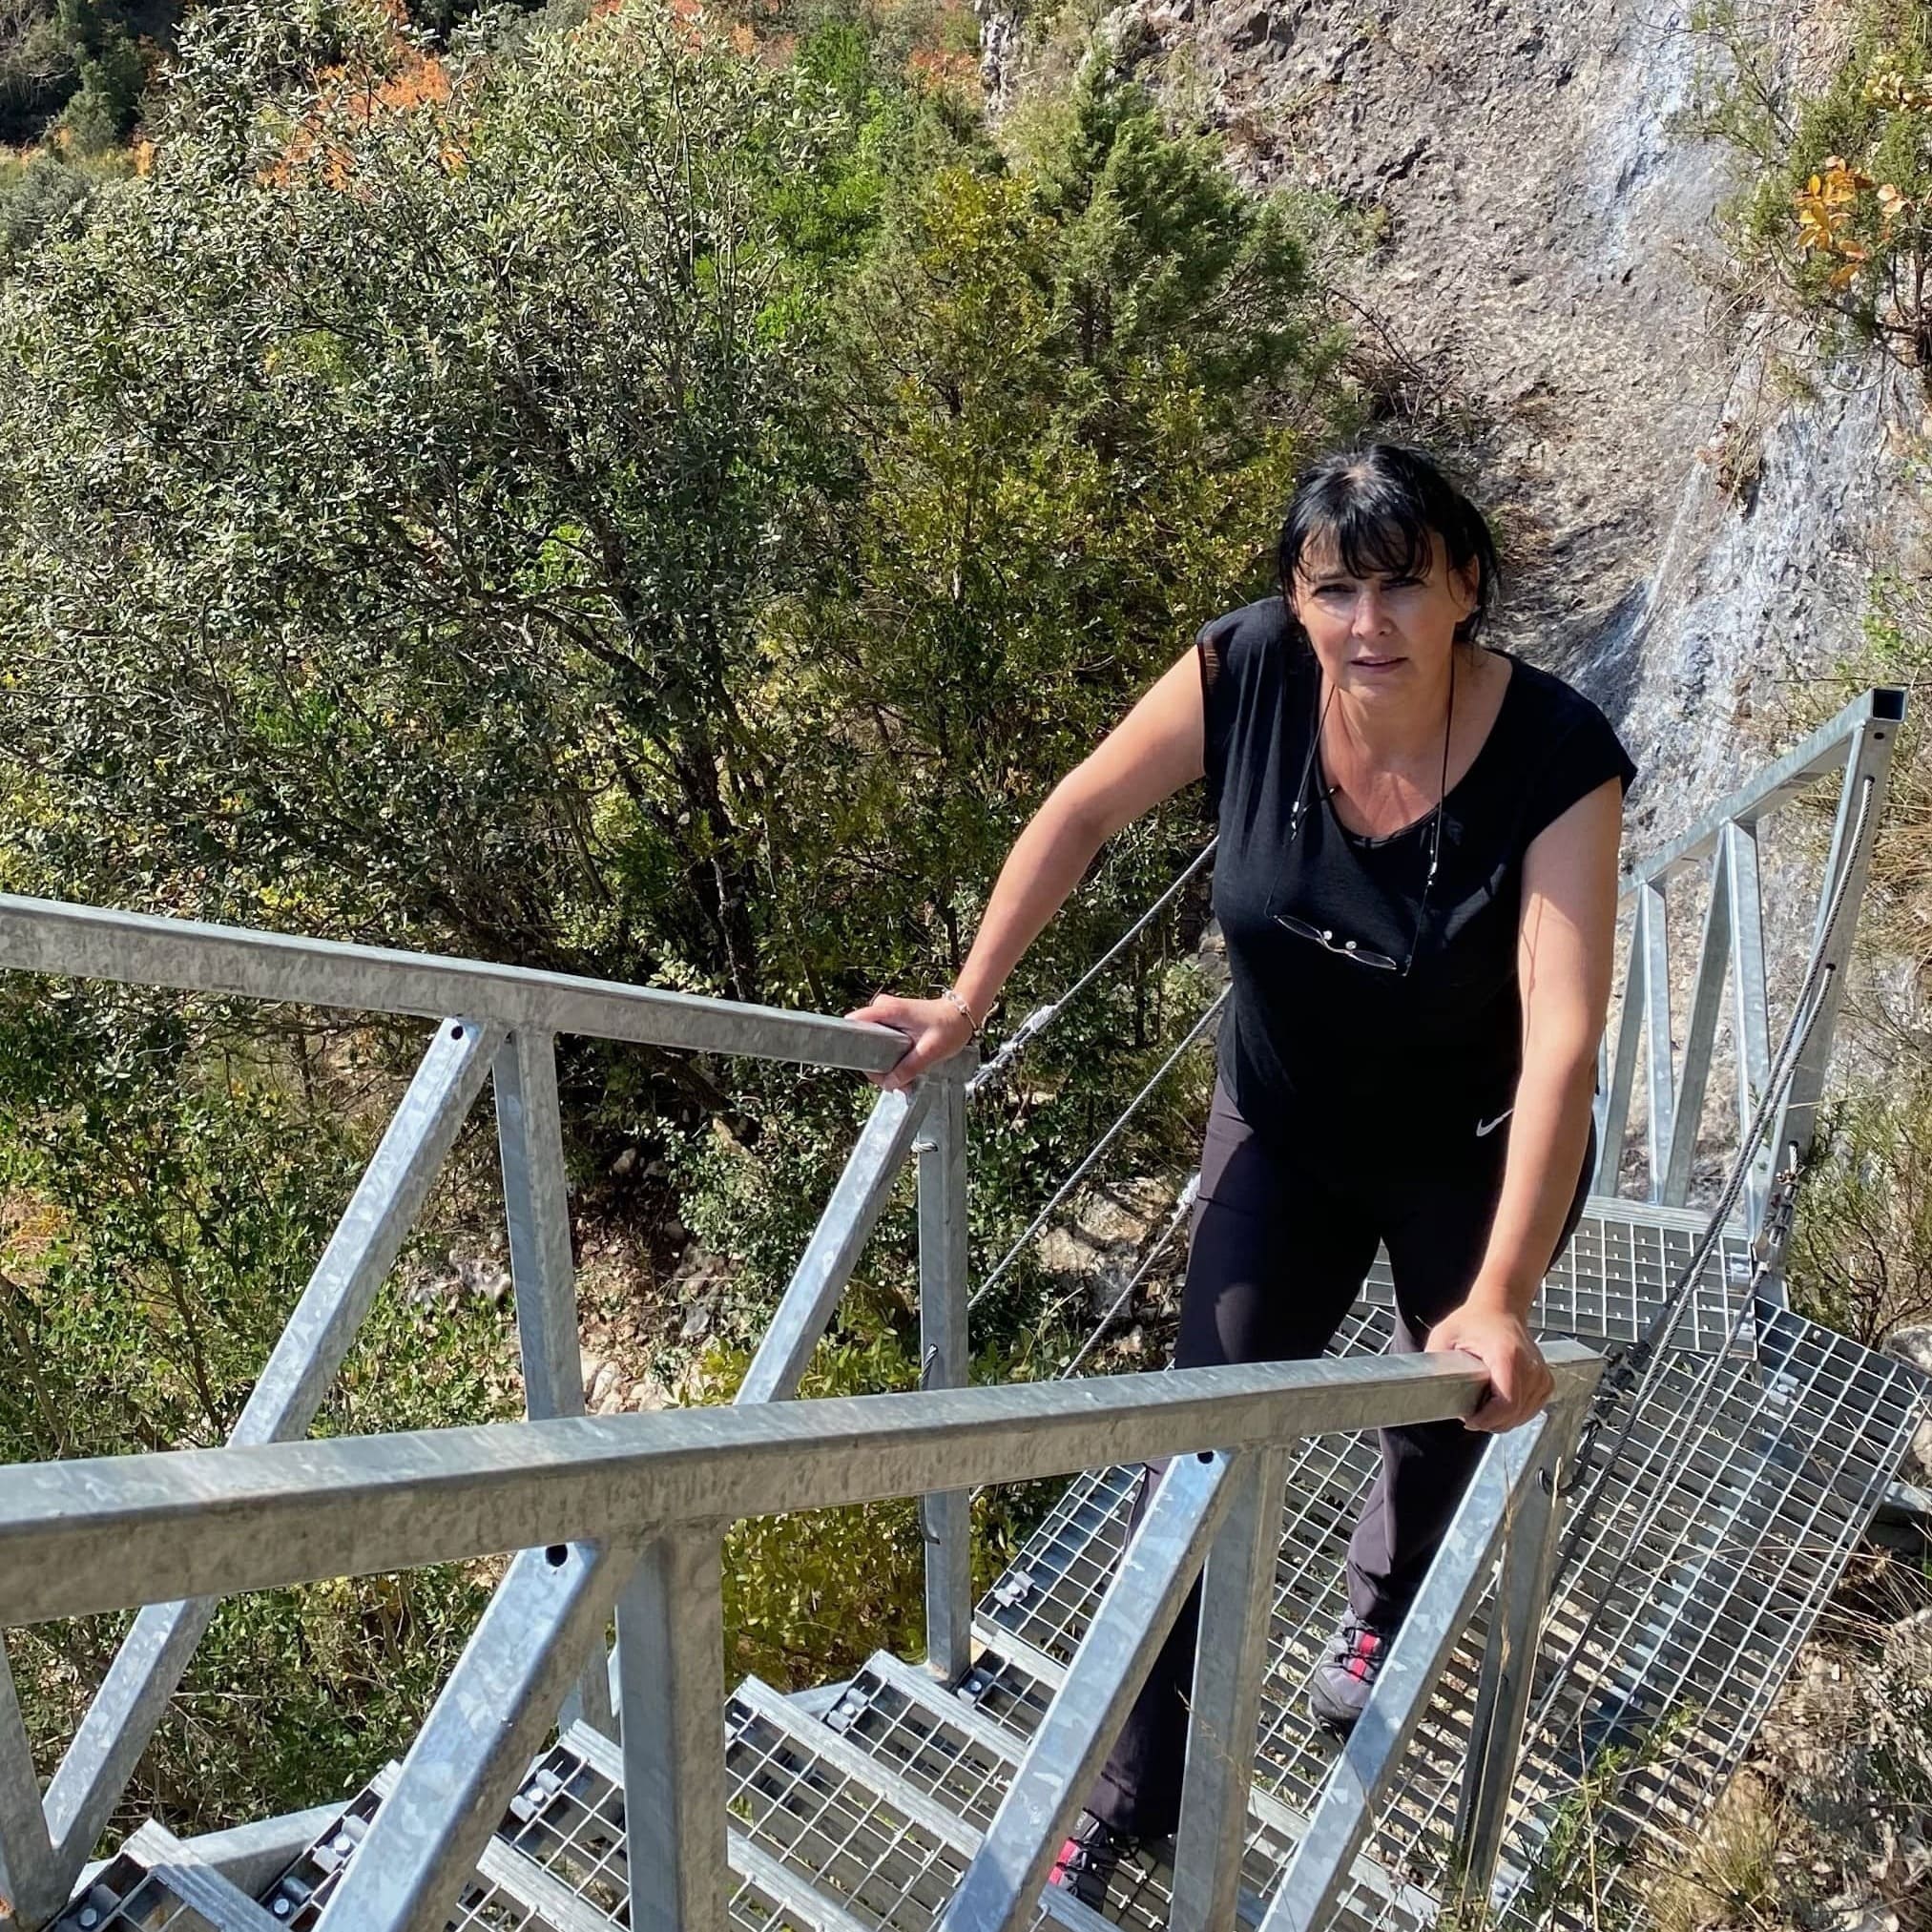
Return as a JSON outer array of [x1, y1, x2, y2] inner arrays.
[[313, 1536, 642, 1932], [736, 1082, 935, 1404], [1258, 1410, 1566, 1932], [940, 1449, 1238, 1932], [1450, 1395, 1586, 1912], [41, 1017, 500, 1889]]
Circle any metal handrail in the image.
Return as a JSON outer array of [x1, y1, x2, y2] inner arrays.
[[1595, 685, 1904, 1245], [0, 892, 914, 1072], [0, 1349, 1600, 1622], [0, 1347, 1601, 1932]]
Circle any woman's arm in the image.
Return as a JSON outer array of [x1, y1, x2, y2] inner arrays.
[[1425, 774, 1625, 1430], [847, 643, 1209, 1091]]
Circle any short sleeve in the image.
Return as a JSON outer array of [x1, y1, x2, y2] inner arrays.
[[1195, 601, 1281, 821], [1196, 621, 1237, 820], [1524, 697, 1639, 841]]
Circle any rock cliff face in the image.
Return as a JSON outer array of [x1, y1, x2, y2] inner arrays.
[[985, 0, 1920, 855]]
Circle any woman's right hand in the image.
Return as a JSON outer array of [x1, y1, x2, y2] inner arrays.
[[843, 993, 975, 1091]]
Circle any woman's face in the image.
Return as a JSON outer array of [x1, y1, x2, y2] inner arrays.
[[1288, 528, 1481, 704]]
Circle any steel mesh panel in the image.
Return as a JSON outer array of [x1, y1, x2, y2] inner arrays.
[[1486, 1306, 1932, 1929], [821, 1665, 1014, 1823], [726, 1691, 971, 1930], [1361, 1203, 1755, 1357], [506, 1735, 840, 1930], [503, 1745, 629, 1922], [976, 1464, 1139, 1665], [972, 1307, 1402, 1820], [54, 1861, 221, 1932]]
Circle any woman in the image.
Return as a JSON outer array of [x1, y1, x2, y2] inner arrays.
[[846, 443, 1636, 1906]]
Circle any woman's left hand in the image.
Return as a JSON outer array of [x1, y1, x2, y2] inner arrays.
[[1424, 1303, 1553, 1433]]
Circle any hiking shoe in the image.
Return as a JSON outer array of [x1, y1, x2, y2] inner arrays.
[[1307, 1616, 1398, 1735], [1049, 1809, 1135, 1911]]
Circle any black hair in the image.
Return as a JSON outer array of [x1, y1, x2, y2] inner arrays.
[[1275, 443, 1501, 647]]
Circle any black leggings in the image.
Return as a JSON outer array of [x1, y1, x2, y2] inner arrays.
[[1089, 1073, 1596, 1838]]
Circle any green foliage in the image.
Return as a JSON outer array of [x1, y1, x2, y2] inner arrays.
[[0, 143, 126, 268], [1693, 0, 1932, 376], [1787, 1072, 1932, 1344], [0, 0, 1357, 1839]]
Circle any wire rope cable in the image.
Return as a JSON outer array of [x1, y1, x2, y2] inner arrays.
[[966, 985, 1229, 1315], [965, 838, 1218, 1101]]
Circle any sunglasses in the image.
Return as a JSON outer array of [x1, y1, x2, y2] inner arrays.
[[1270, 670, 1449, 979]]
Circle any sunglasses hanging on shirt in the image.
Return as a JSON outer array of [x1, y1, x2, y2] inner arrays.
[[1273, 651, 1453, 979]]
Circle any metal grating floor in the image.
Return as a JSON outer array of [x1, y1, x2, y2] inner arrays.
[[963, 1289, 1931, 1929], [1360, 1199, 1757, 1358]]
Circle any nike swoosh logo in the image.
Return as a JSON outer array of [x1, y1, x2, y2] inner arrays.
[[1475, 1109, 1514, 1137]]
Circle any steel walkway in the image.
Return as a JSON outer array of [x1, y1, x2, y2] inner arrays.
[[9, 684, 1932, 1932], [43, 1193, 1931, 1932]]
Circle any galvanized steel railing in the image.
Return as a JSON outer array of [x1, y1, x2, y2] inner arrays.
[[0, 1337, 1602, 1932], [0, 891, 976, 1926], [1594, 685, 1904, 1249]]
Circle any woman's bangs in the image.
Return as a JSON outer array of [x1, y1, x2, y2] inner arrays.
[[1305, 500, 1434, 584]]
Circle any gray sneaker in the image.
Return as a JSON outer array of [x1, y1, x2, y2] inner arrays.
[[1307, 1616, 1397, 1734]]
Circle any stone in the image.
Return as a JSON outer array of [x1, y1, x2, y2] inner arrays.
[[1883, 1325, 1932, 1376], [1032, 1176, 1180, 1323], [452, 1255, 511, 1305]]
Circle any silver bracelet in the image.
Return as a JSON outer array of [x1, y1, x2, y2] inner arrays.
[[938, 987, 982, 1038]]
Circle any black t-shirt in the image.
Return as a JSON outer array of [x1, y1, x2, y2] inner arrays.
[[1199, 595, 1638, 1168]]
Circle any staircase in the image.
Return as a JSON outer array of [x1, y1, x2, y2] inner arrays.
[[11, 684, 1932, 1932], [45, 1208, 1931, 1932]]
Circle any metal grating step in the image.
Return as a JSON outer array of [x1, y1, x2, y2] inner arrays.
[[815, 1648, 1427, 1932], [508, 1719, 872, 1930], [1360, 1199, 1758, 1359], [968, 1302, 1932, 1929], [258, 1762, 612, 1931], [724, 1675, 1125, 1932]]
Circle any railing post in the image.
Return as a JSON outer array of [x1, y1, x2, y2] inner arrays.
[[1170, 1445, 1287, 1932], [1640, 881, 1674, 1203], [494, 1028, 613, 1736], [1448, 1392, 1589, 1919], [1724, 821, 1775, 1238], [918, 1066, 973, 1683], [616, 1529, 728, 1932], [0, 1642, 59, 1930], [1662, 845, 1733, 1206]]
